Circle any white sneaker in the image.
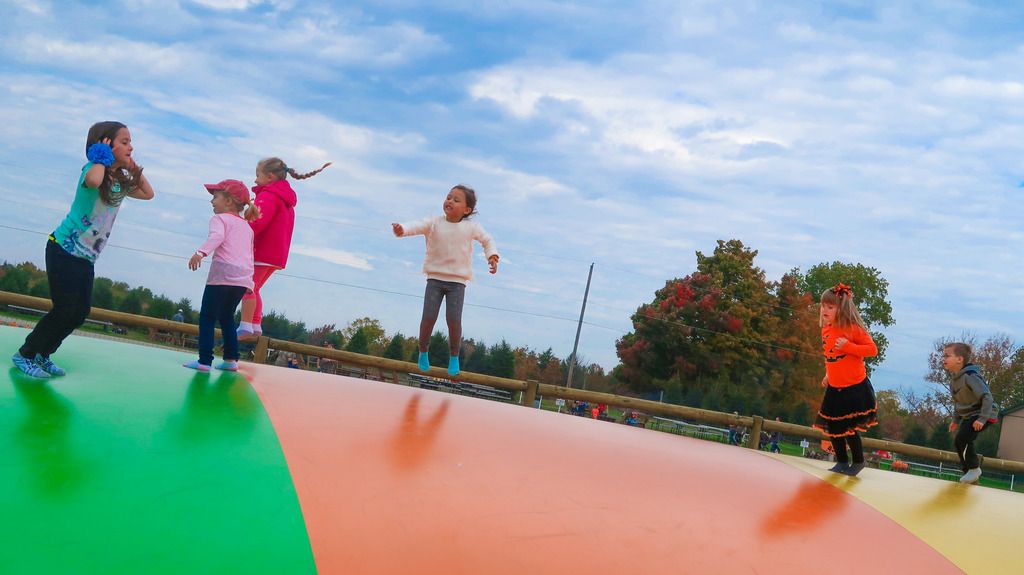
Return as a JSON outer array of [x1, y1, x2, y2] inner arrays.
[[959, 467, 982, 484]]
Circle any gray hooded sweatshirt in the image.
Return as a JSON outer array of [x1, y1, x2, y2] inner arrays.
[[950, 364, 997, 424]]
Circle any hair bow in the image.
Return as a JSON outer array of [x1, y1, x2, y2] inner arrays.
[[831, 283, 852, 297]]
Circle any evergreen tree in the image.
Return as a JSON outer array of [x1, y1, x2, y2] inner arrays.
[[489, 340, 515, 378], [903, 424, 929, 447], [427, 331, 449, 367], [345, 327, 370, 355], [927, 421, 952, 451], [383, 333, 406, 360]]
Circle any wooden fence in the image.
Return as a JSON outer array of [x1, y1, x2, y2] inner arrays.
[[3, 289, 1023, 475]]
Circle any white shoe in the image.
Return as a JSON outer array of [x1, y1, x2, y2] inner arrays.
[[959, 467, 982, 484]]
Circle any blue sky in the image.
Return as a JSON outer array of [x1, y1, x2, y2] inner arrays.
[[1, 0, 1023, 393]]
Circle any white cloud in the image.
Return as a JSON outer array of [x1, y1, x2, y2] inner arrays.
[[291, 245, 374, 270]]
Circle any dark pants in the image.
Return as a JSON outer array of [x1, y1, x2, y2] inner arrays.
[[830, 433, 864, 464], [419, 279, 466, 355], [954, 417, 992, 472], [198, 285, 247, 366], [20, 240, 94, 358]]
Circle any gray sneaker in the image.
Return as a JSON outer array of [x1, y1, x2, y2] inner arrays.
[[12, 353, 51, 378], [959, 468, 982, 484]]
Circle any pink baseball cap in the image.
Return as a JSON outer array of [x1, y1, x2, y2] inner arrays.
[[204, 179, 250, 204]]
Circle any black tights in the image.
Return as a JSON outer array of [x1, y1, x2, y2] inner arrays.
[[830, 433, 864, 464]]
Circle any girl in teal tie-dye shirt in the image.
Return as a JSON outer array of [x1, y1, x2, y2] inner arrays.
[[11, 121, 155, 378]]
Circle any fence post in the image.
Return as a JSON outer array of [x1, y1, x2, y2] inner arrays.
[[522, 379, 539, 409], [746, 415, 763, 450], [253, 336, 270, 364]]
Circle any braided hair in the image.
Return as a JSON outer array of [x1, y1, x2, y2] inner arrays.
[[257, 157, 331, 181]]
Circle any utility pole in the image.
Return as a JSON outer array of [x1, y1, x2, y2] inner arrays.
[[566, 263, 594, 388]]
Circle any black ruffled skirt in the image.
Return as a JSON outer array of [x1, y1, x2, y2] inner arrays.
[[813, 378, 878, 438]]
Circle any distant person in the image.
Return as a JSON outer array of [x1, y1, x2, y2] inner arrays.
[[942, 342, 999, 484], [769, 417, 782, 453], [728, 412, 740, 445], [170, 309, 185, 345], [237, 157, 331, 341], [183, 180, 259, 373], [11, 121, 155, 378], [392, 184, 499, 376], [318, 342, 338, 374], [812, 283, 878, 476]]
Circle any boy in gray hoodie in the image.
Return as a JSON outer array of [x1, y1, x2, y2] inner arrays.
[[941, 342, 999, 484]]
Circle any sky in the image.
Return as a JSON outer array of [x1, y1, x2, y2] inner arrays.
[[1, 0, 1023, 394]]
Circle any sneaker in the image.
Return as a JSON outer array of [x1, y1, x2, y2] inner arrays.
[[417, 351, 430, 372], [842, 462, 866, 477], [12, 352, 50, 378], [959, 467, 982, 484], [182, 360, 211, 372], [34, 354, 66, 376], [32, 354, 66, 376], [448, 355, 461, 376], [215, 360, 238, 371], [828, 462, 849, 473]]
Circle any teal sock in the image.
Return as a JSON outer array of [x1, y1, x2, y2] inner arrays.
[[448, 355, 460, 376], [418, 351, 430, 372]]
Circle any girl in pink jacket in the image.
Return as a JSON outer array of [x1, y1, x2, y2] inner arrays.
[[237, 157, 330, 340]]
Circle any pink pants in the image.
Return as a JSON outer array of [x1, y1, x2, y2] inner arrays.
[[242, 265, 276, 325]]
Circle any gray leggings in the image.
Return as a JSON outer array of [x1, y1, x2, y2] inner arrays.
[[419, 279, 466, 354]]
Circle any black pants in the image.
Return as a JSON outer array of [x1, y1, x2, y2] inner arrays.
[[19, 240, 94, 358], [830, 433, 864, 464], [954, 417, 992, 472], [198, 284, 247, 366]]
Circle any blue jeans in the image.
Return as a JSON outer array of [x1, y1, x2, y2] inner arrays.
[[198, 284, 247, 366]]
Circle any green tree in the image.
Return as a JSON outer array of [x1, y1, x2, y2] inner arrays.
[[383, 333, 406, 360], [427, 331, 449, 367], [93, 278, 115, 310], [146, 295, 176, 319], [488, 340, 515, 378], [343, 317, 387, 355], [464, 339, 490, 374], [345, 327, 370, 355], [27, 278, 50, 298], [798, 261, 894, 365], [927, 421, 952, 451], [903, 423, 929, 447], [121, 290, 143, 315], [0, 264, 31, 293]]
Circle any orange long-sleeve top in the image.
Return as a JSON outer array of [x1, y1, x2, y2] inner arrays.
[[822, 323, 877, 388]]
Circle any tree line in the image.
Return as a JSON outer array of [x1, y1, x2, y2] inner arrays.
[[4, 237, 1021, 455]]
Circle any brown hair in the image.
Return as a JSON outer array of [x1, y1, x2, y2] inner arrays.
[[257, 157, 331, 181], [944, 342, 972, 364], [86, 121, 140, 206], [451, 184, 477, 220], [819, 285, 867, 329]]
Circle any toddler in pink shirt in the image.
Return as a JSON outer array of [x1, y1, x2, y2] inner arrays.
[[184, 179, 260, 372]]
